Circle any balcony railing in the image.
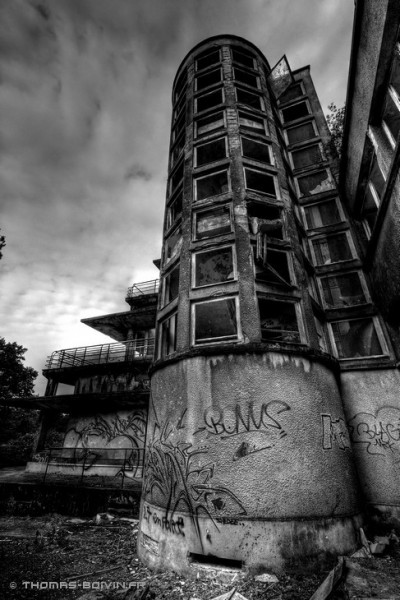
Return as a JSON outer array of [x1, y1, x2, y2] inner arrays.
[[45, 338, 154, 370], [126, 279, 159, 298]]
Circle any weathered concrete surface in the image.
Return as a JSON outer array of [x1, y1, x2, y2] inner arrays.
[[139, 353, 362, 572], [341, 368, 400, 525]]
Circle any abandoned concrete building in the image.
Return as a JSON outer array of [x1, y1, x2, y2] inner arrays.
[[4, 0, 400, 574]]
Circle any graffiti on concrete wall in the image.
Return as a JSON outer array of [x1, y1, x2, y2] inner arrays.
[[321, 414, 351, 451], [75, 372, 150, 394], [143, 398, 247, 551], [194, 400, 291, 461], [347, 407, 400, 456]]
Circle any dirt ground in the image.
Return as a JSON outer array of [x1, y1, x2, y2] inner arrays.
[[0, 513, 399, 600]]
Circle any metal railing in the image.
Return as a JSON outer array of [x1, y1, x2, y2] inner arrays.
[[126, 279, 159, 298], [33, 447, 145, 488], [45, 338, 154, 370]]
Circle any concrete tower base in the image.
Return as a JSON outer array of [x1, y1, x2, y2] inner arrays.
[[138, 351, 362, 573]]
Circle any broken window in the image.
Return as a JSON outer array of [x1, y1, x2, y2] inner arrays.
[[248, 203, 283, 240], [314, 315, 329, 353], [297, 170, 334, 196], [171, 132, 185, 167], [196, 111, 225, 137], [196, 88, 224, 113], [172, 110, 185, 143], [233, 67, 259, 88], [278, 82, 304, 104], [195, 169, 229, 200], [169, 160, 184, 194], [303, 199, 342, 229], [291, 144, 323, 169], [244, 168, 276, 196], [196, 48, 220, 71], [163, 265, 180, 306], [320, 272, 367, 308], [166, 190, 183, 230], [281, 101, 310, 123], [165, 226, 182, 263], [194, 205, 231, 240], [174, 69, 187, 102], [258, 298, 300, 344], [330, 318, 384, 359], [311, 233, 353, 266], [238, 111, 267, 134], [196, 68, 222, 91], [236, 88, 263, 111], [241, 137, 272, 164], [252, 243, 292, 286], [194, 297, 238, 343], [173, 93, 186, 122], [232, 47, 256, 69], [196, 137, 227, 167], [193, 246, 235, 287], [286, 121, 316, 145], [159, 312, 178, 358]]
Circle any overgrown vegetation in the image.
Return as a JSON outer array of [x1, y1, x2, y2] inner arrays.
[[326, 103, 345, 159]]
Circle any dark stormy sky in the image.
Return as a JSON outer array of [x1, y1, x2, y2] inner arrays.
[[0, 0, 354, 393]]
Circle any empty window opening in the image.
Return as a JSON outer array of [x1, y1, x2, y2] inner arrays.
[[279, 82, 304, 104], [196, 137, 226, 167], [244, 168, 276, 196], [196, 68, 222, 91], [361, 186, 379, 236], [286, 122, 316, 145], [195, 169, 229, 200], [173, 93, 186, 121], [368, 154, 385, 201], [382, 91, 400, 144], [169, 160, 184, 193], [232, 47, 256, 69], [242, 137, 272, 164], [194, 297, 238, 343], [165, 227, 182, 262], [174, 69, 187, 101], [258, 298, 300, 344], [248, 203, 283, 240], [196, 88, 223, 113], [194, 246, 235, 288], [194, 205, 231, 240], [311, 234, 353, 266], [320, 272, 366, 308], [163, 265, 180, 306], [171, 133, 185, 167], [234, 67, 259, 88], [196, 48, 220, 71], [236, 88, 263, 110], [253, 244, 292, 286], [291, 144, 323, 169], [166, 190, 183, 230], [331, 319, 384, 359], [159, 313, 177, 358], [196, 111, 225, 137], [304, 199, 341, 229], [189, 553, 243, 570], [297, 170, 334, 196], [238, 111, 266, 134], [281, 101, 310, 123]]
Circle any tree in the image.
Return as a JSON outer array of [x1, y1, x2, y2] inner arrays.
[[0, 338, 39, 465], [0, 338, 38, 401], [326, 103, 345, 159]]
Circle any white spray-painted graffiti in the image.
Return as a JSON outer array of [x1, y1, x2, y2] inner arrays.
[[321, 414, 351, 451], [347, 407, 400, 456]]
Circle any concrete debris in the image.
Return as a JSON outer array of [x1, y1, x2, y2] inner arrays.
[[309, 557, 344, 600], [254, 572, 279, 583], [210, 588, 248, 600], [369, 541, 387, 555], [351, 546, 372, 558]]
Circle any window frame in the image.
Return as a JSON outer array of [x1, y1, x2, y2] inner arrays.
[[278, 81, 306, 106], [235, 87, 265, 112], [195, 67, 223, 92], [161, 264, 180, 308], [284, 120, 319, 146], [231, 46, 257, 70], [166, 188, 183, 231], [238, 110, 269, 136], [301, 197, 345, 230], [192, 244, 237, 289], [233, 66, 261, 89], [257, 296, 305, 345], [294, 168, 335, 197], [195, 48, 221, 72], [158, 311, 178, 359], [194, 110, 226, 138], [327, 316, 389, 361], [240, 136, 273, 165], [193, 204, 232, 241], [308, 231, 357, 267], [289, 142, 325, 171], [192, 296, 241, 345], [317, 270, 370, 310], [244, 166, 279, 198], [195, 87, 225, 114], [194, 167, 230, 201], [194, 136, 228, 168], [280, 99, 312, 124]]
